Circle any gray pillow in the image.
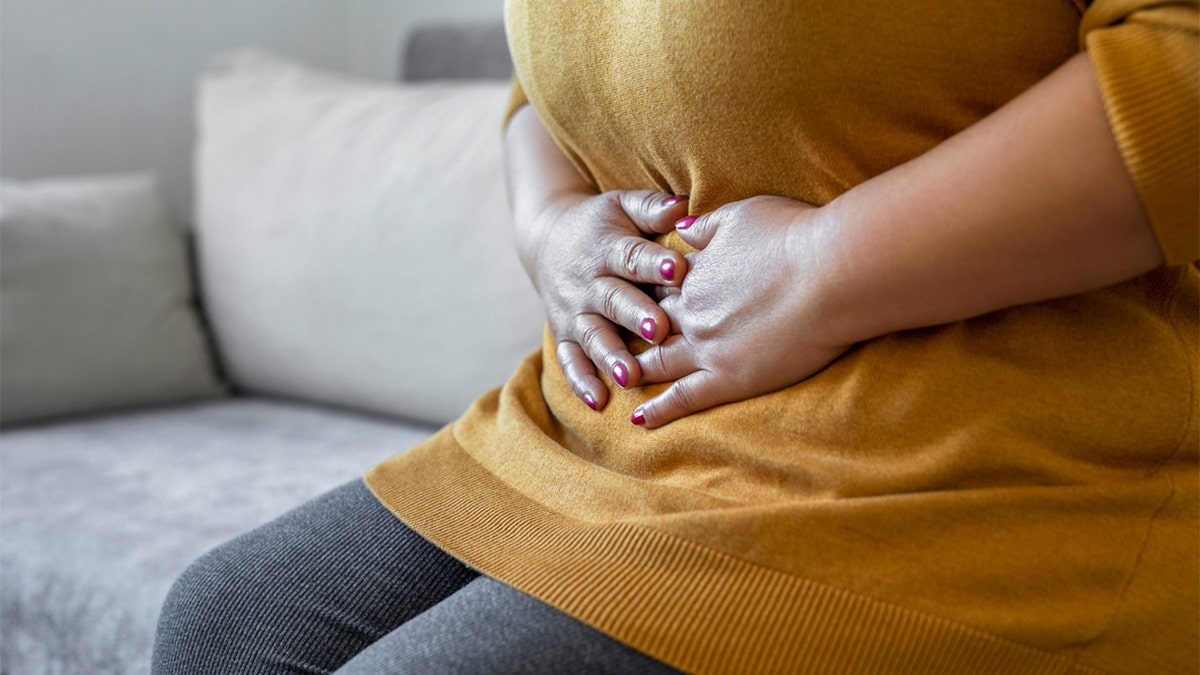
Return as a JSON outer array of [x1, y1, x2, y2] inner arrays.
[[0, 173, 226, 426]]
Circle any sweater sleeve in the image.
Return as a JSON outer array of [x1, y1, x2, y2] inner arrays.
[[503, 76, 530, 131], [1080, 1, 1199, 265]]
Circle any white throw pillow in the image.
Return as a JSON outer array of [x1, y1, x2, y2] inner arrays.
[[0, 173, 226, 426], [195, 49, 545, 426]]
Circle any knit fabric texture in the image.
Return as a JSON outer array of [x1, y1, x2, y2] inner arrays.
[[152, 480, 480, 673], [152, 479, 681, 674], [367, 1, 1200, 673]]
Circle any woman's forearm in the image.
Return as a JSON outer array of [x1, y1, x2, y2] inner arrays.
[[504, 105, 596, 288], [812, 51, 1165, 347]]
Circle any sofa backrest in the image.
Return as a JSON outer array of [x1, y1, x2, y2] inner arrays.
[[401, 22, 513, 82], [193, 48, 544, 426]]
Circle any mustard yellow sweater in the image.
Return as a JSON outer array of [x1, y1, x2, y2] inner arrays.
[[367, 1, 1200, 672]]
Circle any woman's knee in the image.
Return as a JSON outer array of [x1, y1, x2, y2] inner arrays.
[[152, 533, 283, 673], [155, 480, 372, 650], [151, 479, 478, 673], [151, 483, 367, 673]]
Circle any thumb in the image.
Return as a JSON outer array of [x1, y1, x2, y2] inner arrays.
[[673, 210, 721, 250], [616, 190, 690, 236]]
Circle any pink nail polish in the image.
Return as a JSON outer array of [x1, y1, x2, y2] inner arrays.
[[612, 362, 628, 388], [676, 216, 697, 230], [631, 409, 646, 426], [583, 393, 597, 410], [640, 318, 656, 341], [659, 258, 675, 282], [662, 195, 682, 207]]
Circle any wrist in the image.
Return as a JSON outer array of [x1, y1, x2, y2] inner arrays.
[[784, 202, 862, 350], [514, 188, 592, 292]]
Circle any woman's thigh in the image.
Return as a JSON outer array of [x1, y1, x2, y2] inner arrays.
[[333, 576, 684, 675], [152, 479, 480, 675]]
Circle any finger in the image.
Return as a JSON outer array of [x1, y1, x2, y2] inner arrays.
[[602, 235, 688, 287], [616, 190, 690, 236], [673, 210, 721, 250], [657, 291, 681, 317], [556, 340, 607, 411], [656, 292, 683, 334], [635, 333, 697, 384], [572, 313, 642, 389], [632, 369, 730, 429], [589, 277, 671, 345], [650, 284, 681, 302]]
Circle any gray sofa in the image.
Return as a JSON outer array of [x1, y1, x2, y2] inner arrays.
[[0, 24, 535, 674]]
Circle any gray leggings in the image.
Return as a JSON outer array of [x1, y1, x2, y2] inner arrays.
[[152, 479, 683, 675]]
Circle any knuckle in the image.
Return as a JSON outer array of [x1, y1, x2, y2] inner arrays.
[[556, 340, 572, 361], [597, 283, 624, 322], [556, 342, 580, 374], [658, 293, 679, 320], [669, 380, 702, 414], [619, 240, 643, 278], [638, 190, 659, 220], [573, 317, 614, 360], [576, 317, 604, 348], [651, 347, 670, 378]]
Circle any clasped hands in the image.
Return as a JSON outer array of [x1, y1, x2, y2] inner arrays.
[[526, 190, 851, 429]]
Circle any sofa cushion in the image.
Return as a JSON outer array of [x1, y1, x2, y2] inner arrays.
[[0, 173, 226, 427], [0, 397, 438, 675], [195, 49, 544, 426]]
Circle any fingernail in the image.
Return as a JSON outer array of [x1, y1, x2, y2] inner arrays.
[[583, 392, 597, 410], [662, 195, 683, 207], [612, 362, 628, 388], [676, 216, 697, 230], [640, 318, 656, 341], [631, 408, 646, 426], [659, 258, 675, 281]]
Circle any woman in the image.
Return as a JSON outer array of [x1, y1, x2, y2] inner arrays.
[[154, 0, 1198, 673]]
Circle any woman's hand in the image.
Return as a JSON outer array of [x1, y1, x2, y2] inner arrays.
[[521, 189, 690, 411], [633, 196, 852, 428]]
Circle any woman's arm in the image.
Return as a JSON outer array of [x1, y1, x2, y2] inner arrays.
[[813, 51, 1162, 348], [635, 51, 1172, 428], [504, 105, 595, 289]]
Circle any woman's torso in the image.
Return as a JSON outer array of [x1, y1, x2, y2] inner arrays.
[[501, 0, 1196, 501], [439, 0, 1200, 655]]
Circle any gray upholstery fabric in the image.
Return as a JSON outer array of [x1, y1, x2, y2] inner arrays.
[[0, 173, 226, 427], [0, 398, 436, 675], [2, 21, 515, 675], [401, 22, 513, 82]]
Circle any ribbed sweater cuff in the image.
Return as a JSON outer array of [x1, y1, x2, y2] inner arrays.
[[1085, 8, 1200, 265]]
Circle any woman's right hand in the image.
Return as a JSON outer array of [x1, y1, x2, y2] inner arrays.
[[518, 189, 690, 411]]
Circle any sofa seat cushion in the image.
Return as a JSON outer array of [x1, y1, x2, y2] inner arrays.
[[0, 397, 437, 675]]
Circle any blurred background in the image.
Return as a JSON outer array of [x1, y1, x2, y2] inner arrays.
[[1, 0, 504, 221], [1, 4, 544, 670]]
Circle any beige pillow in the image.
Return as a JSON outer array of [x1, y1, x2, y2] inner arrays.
[[0, 173, 226, 426], [194, 49, 544, 426]]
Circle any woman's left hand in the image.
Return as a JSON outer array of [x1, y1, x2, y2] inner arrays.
[[633, 195, 852, 428]]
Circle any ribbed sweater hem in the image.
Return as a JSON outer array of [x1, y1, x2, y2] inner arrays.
[[365, 427, 1107, 675]]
